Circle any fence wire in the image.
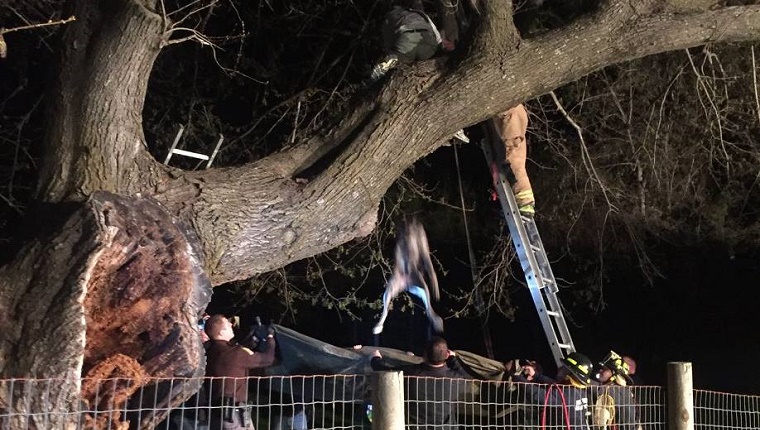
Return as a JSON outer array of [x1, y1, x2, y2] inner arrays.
[[694, 389, 760, 430], [0, 375, 755, 429], [405, 377, 665, 430]]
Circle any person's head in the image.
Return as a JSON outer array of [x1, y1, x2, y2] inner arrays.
[[596, 367, 613, 384], [622, 356, 637, 375], [560, 352, 594, 388], [205, 314, 235, 341], [521, 359, 542, 380], [596, 350, 633, 386], [424, 336, 449, 365]]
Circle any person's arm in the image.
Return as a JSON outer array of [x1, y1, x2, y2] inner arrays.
[[238, 335, 277, 369], [445, 350, 472, 378], [370, 350, 399, 371]]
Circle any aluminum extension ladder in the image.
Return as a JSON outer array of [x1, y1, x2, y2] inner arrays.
[[163, 124, 224, 169], [481, 136, 576, 368]]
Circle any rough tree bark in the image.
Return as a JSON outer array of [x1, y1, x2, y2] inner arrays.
[[1, 0, 760, 428], [0, 191, 210, 429]]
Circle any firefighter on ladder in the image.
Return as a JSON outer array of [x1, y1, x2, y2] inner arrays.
[[493, 104, 534, 216]]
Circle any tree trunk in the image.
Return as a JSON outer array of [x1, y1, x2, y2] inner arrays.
[[0, 192, 211, 429], [37, 0, 165, 202]]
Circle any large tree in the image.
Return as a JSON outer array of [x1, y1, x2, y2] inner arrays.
[[1, 0, 760, 427]]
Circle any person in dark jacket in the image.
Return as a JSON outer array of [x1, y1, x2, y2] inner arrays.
[[593, 351, 640, 430], [204, 314, 277, 430], [505, 358, 554, 384], [512, 352, 595, 429], [370, 0, 454, 81], [371, 336, 471, 430]]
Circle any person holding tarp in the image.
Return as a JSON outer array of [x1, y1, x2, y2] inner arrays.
[[511, 352, 596, 429], [371, 336, 472, 430], [204, 314, 278, 430]]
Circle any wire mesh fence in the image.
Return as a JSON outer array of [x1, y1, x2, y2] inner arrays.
[[0, 374, 756, 429], [694, 389, 760, 430], [404, 377, 665, 430]]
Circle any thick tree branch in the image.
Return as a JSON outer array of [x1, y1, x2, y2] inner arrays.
[[260, 96, 378, 178]]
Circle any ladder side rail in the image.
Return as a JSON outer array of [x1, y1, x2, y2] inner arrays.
[[205, 134, 224, 168], [544, 292, 576, 352], [524, 219, 575, 352], [481, 139, 568, 367], [522, 217, 576, 353], [523, 219, 561, 292], [163, 125, 185, 165]]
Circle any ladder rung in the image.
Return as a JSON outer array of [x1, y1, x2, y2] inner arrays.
[[171, 148, 211, 160], [482, 137, 575, 368]]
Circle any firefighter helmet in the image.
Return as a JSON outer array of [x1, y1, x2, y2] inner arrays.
[[598, 350, 633, 385], [562, 352, 594, 386]]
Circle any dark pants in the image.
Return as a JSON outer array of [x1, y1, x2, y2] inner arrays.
[[393, 29, 439, 63]]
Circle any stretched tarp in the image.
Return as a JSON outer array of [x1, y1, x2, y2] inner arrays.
[[267, 324, 506, 381], [260, 325, 521, 427]]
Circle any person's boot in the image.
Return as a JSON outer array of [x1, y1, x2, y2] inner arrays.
[[518, 203, 535, 216], [515, 189, 535, 216], [370, 54, 398, 81], [452, 129, 469, 143]]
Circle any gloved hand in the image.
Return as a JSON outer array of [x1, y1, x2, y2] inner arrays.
[[251, 319, 271, 342], [505, 359, 522, 376]]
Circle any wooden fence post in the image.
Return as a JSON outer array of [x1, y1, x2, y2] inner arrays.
[[667, 362, 694, 430], [370, 371, 404, 430]]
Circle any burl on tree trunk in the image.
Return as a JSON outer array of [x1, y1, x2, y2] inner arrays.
[[0, 192, 211, 429]]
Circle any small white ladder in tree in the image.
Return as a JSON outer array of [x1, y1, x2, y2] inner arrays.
[[481, 132, 576, 368], [163, 124, 224, 169]]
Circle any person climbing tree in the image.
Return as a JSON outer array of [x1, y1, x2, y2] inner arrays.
[[370, 0, 455, 81], [493, 104, 534, 216]]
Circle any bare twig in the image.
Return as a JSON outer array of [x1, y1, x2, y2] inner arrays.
[[290, 100, 302, 144], [0, 16, 76, 58], [170, 0, 220, 29], [549, 90, 617, 212], [163, 27, 215, 47], [0, 193, 23, 215], [752, 46, 760, 125], [685, 49, 730, 175], [0, 15, 76, 36]]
